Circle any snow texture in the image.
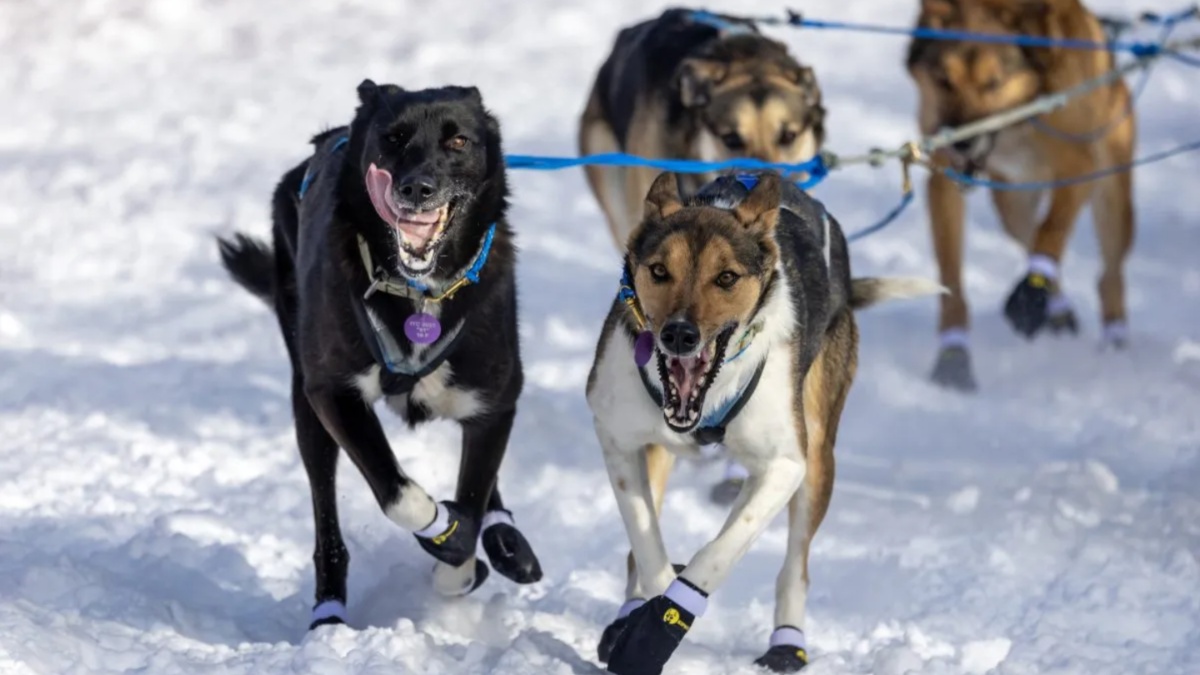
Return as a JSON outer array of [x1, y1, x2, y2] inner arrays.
[[1, 0, 1198, 673]]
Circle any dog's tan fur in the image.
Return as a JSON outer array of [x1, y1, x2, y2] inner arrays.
[[907, 0, 1135, 336]]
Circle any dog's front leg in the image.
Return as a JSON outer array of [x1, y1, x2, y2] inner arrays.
[[605, 455, 805, 675], [430, 408, 543, 596], [601, 434, 675, 599], [306, 384, 479, 568]]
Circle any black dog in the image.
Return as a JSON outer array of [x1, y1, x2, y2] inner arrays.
[[218, 80, 542, 629]]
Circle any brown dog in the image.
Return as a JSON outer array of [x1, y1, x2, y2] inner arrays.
[[907, 0, 1136, 391], [579, 7, 826, 250]]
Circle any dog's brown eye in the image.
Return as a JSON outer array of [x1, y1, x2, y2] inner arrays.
[[446, 135, 470, 151], [649, 263, 671, 282], [983, 75, 1003, 92], [934, 73, 953, 90], [386, 133, 403, 146], [778, 128, 798, 146], [720, 132, 745, 150], [715, 270, 740, 289]]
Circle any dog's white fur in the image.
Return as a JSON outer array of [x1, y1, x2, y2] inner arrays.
[[588, 261, 806, 602]]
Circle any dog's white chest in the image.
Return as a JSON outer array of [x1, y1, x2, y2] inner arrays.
[[353, 363, 486, 421], [987, 127, 1047, 183]]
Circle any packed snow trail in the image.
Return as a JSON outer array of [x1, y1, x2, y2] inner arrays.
[[0, 0, 1198, 673]]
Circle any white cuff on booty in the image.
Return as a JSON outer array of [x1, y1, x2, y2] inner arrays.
[[664, 579, 708, 618], [617, 598, 646, 619], [939, 327, 969, 350], [414, 502, 450, 539], [482, 509, 514, 530], [1028, 254, 1059, 281], [311, 600, 347, 624], [1048, 292, 1072, 315], [769, 626, 807, 649]]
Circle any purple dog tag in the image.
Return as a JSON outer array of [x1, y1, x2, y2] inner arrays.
[[404, 313, 442, 344], [634, 331, 654, 368]]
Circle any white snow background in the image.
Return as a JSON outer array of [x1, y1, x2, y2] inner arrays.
[[1, 0, 1198, 673]]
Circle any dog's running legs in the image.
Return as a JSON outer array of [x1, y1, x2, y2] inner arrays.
[[305, 386, 480, 569], [681, 456, 805, 593], [1004, 181, 1092, 339], [292, 375, 349, 630], [600, 434, 675, 599], [430, 409, 543, 595], [926, 164, 976, 391], [1092, 121, 1136, 348]]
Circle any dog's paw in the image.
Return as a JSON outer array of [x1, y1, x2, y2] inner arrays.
[[432, 557, 489, 597], [597, 615, 629, 664], [414, 500, 480, 567], [709, 477, 744, 505], [930, 346, 977, 392], [1047, 307, 1079, 335], [481, 511, 543, 585], [1102, 320, 1129, 350], [605, 580, 705, 675], [1004, 273, 1053, 339], [754, 645, 809, 672], [308, 600, 348, 631]]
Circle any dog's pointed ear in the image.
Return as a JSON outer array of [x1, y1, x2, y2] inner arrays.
[[677, 59, 727, 108], [644, 172, 683, 222], [734, 173, 782, 231], [357, 79, 379, 104], [461, 86, 483, 104]]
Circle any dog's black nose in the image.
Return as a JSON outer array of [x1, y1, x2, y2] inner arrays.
[[398, 174, 437, 200], [952, 139, 974, 153], [660, 321, 701, 355]]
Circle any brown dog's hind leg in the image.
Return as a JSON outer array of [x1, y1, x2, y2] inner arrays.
[[759, 311, 858, 673], [1092, 118, 1136, 347], [926, 164, 976, 391]]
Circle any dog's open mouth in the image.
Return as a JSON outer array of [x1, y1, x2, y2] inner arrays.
[[365, 163, 452, 274], [656, 327, 735, 432]]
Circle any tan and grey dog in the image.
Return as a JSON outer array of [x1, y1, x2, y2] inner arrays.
[[907, 0, 1137, 391], [580, 6, 827, 505], [586, 171, 940, 674], [579, 7, 826, 249]]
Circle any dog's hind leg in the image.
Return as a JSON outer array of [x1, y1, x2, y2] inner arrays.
[[579, 88, 632, 250], [758, 312, 857, 673], [926, 164, 977, 392], [1091, 118, 1136, 347], [292, 375, 350, 630]]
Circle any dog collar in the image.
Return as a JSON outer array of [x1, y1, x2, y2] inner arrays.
[[357, 223, 496, 303]]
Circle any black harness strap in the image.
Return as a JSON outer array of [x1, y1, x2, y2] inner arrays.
[[638, 358, 768, 446]]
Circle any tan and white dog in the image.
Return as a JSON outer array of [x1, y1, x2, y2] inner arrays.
[[579, 7, 826, 250], [586, 171, 941, 674]]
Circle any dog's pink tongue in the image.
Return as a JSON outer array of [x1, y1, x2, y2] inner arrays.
[[365, 163, 400, 225], [670, 356, 702, 409]]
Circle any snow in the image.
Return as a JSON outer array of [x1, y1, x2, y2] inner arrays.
[[1, 0, 1198, 673]]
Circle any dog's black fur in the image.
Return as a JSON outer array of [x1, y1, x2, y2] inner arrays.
[[217, 80, 541, 627]]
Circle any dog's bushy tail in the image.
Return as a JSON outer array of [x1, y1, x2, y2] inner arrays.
[[216, 233, 275, 306], [850, 277, 946, 311]]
